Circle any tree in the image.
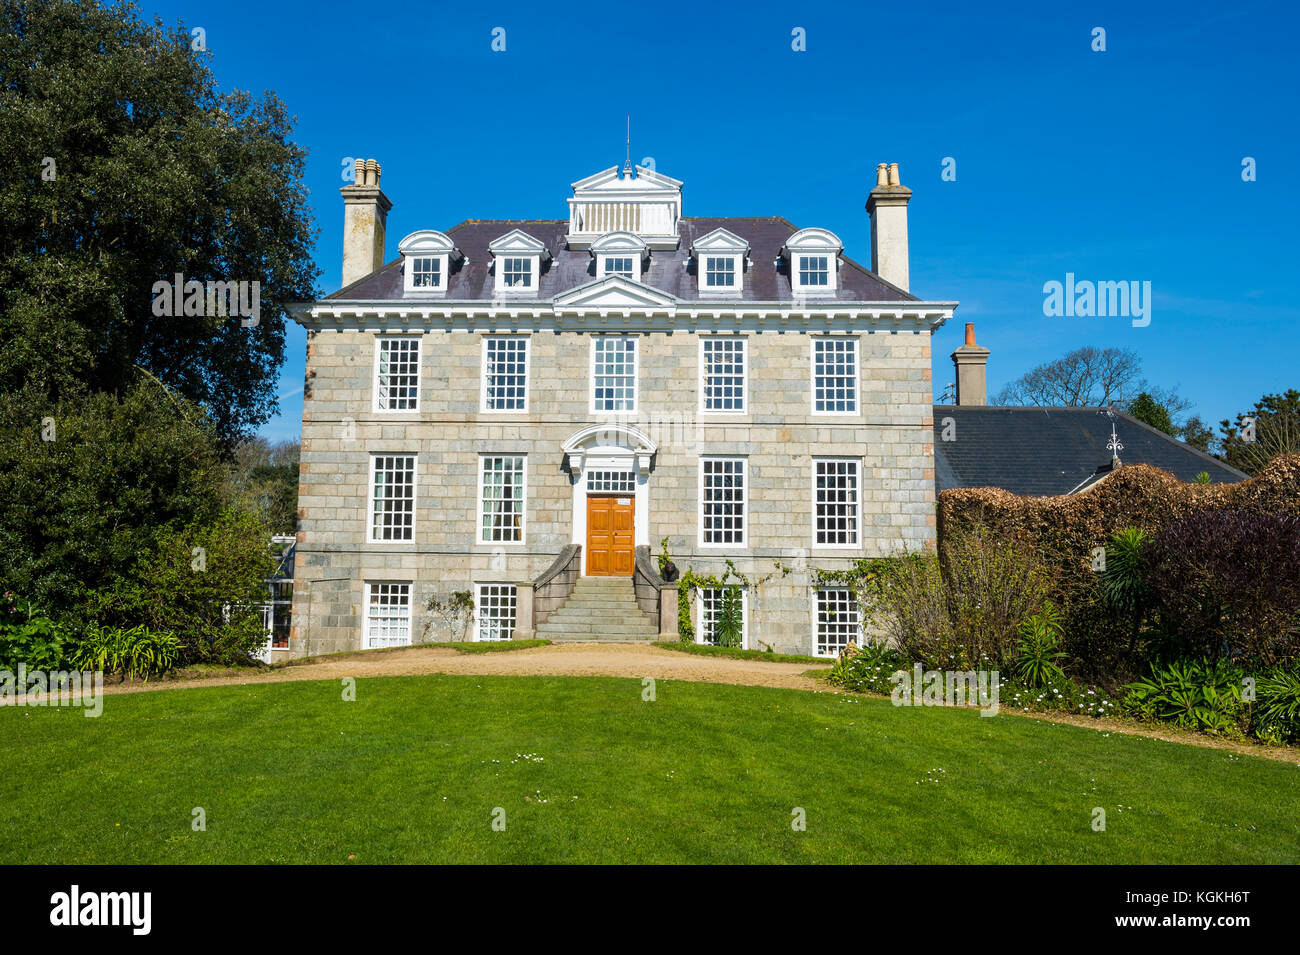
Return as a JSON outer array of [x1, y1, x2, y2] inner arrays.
[[0, 376, 227, 624], [0, 0, 319, 444], [993, 346, 1145, 407], [1178, 415, 1216, 454], [993, 347, 1193, 422], [1219, 389, 1300, 476], [222, 437, 300, 534], [1127, 392, 1175, 436]]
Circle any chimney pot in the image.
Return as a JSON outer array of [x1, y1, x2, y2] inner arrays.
[[866, 161, 912, 292], [950, 322, 991, 406], [340, 157, 393, 288]]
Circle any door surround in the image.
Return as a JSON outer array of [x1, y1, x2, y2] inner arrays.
[[562, 424, 656, 576]]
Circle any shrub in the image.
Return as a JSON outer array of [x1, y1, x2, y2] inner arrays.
[[868, 529, 1052, 671], [827, 641, 904, 695], [1144, 510, 1300, 667], [93, 510, 275, 666], [937, 455, 1300, 683], [1015, 603, 1067, 689], [1123, 659, 1248, 737], [0, 381, 226, 628], [69, 624, 181, 681], [0, 589, 70, 670], [716, 585, 743, 648], [1255, 665, 1300, 743]]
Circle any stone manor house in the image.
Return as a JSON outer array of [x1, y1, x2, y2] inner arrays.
[[285, 158, 956, 659]]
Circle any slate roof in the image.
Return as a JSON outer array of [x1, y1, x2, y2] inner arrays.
[[932, 406, 1247, 496], [326, 217, 916, 303]]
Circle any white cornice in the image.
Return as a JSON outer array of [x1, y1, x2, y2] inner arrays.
[[288, 300, 957, 334]]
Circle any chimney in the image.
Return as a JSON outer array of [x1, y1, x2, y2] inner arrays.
[[340, 158, 392, 288], [950, 323, 990, 406], [866, 161, 912, 292]]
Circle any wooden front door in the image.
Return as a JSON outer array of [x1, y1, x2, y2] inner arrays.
[[586, 495, 635, 576]]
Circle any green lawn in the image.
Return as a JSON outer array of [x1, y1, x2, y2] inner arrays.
[[2, 674, 1296, 863]]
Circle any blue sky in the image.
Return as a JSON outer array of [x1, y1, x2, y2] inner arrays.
[[138, 0, 1299, 442]]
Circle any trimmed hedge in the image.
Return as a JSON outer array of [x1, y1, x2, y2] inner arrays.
[[937, 454, 1300, 682]]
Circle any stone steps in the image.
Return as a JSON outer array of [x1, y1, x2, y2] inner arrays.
[[534, 576, 659, 642]]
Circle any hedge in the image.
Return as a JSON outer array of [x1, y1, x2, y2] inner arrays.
[[936, 453, 1300, 682]]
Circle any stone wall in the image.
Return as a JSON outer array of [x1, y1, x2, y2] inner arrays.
[[290, 324, 937, 657]]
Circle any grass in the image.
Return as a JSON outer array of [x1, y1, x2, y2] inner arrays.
[[2, 673, 1297, 864], [651, 640, 827, 666]]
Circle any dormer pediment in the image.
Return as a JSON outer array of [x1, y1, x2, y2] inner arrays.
[[552, 274, 678, 310], [782, 227, 843, 255], [590, 230, 649, 256], [398, 229, 462, 258], [488, 229, 552, 260], [690, 228, 750, 256]]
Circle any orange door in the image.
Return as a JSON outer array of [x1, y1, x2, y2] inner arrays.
[[587, 496, 635, 576]]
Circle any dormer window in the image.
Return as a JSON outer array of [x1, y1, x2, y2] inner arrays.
[[798, 255, 829, 287], [691, 228, 749, 296], [704, 256, 736, 288], [590, 231, 647, 282], [411, 256, 441, 288], [502, 257, 533, 289], [488, 229, 551, 296], [783, 228, 843, 295], [604, 256, 635, 279], [398, 230, 462, 295]]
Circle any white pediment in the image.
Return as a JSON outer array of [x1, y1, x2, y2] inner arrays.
[[691, 227, 750, 255], [783, 227, 843, 254], [488, 228, 551, 259], [570, 165, 684, 199], [590, 230, 649, 255], [551, 274, 678, 309], [398, 229, 461, 258]]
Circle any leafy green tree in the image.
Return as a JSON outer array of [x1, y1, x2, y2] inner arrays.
[[1219, 389, 1300, 476], [222, 437, 299, 534], [1127, 392, 1175, 436], [1178, 415, 1216, 454], [0, 0, 319, 443], [0, 377, 226, 625]]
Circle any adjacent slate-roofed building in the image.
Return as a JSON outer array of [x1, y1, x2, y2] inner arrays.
[[934, 325, 1247, 496]]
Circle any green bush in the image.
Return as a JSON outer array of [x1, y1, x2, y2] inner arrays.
[[0, 588, 70, 670], [827, 642, 905, 695], [867, 529, 1053, 671], [1014, 602, 1067, 689], [92, 510, 275, 666], [1123, 659, 1248, 737], [1255, 666, 1300, 743], [69, 624, 181, 681]]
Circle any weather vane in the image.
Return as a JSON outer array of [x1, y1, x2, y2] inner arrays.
[[1107, 421, 1124, 463], [623, 116, 632, 178]]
